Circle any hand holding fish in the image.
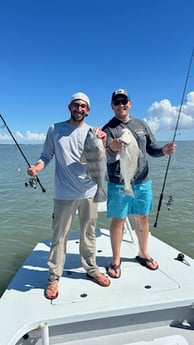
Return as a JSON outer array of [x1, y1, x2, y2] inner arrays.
[[109, 138, 125, 152], [95, 127, 107, 147], [162, 142, 176, 156]]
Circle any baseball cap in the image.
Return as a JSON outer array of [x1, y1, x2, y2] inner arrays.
[[111, 89, 130, 101], [70, 92, 90, 107]]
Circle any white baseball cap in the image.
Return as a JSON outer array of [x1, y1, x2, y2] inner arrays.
[[70, 92, 90, 107]]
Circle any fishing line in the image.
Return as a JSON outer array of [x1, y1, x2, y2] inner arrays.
[[0, 114, 46, 193], [154, 48, 194, 228]]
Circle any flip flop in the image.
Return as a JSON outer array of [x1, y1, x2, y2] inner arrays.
[[136, 256, 159, 270], [107, 262, 121, 278], [87, 272, 111, 287], [44, 283, 59, 300]]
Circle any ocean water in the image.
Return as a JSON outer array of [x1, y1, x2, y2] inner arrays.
[[0, 141, 194, 296]]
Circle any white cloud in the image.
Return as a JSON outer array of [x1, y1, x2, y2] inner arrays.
[[144, 91, 194, 134], [0, 133, 10, 141], [25, 130, 46, 142], [1, 92, 194, 143], [0, 130, 46, 143]]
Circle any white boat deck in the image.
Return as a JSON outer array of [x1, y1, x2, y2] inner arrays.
[[1, 214, 194, 345]]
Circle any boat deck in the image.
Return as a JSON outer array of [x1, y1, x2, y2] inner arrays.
[[1, 218, 194, 345]]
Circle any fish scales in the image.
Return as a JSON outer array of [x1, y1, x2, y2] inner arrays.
[[119, 128, 140, 196], [83, 128, 107, 202]]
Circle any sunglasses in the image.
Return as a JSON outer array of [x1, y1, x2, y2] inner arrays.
[[112, 98, 129, 106], [71, 102, 88, 109]]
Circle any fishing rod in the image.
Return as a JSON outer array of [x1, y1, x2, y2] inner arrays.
[[154, 48, 194, 228], [0, 114, 46, 193]]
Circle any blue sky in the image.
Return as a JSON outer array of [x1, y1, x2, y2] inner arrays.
[[0, 0, 194, 143]]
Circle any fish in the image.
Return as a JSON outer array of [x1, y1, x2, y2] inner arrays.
[[119, 128, 140, 197], [82, 127, 107, 202]]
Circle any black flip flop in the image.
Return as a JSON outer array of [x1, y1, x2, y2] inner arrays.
[[136, 256, 159, 270], [107, 262, 121, 278]]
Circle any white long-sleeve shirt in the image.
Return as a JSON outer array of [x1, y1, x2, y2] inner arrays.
[[39, 121, 97, 200]]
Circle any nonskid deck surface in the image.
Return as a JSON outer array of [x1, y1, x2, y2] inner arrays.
[[1, 226, 194, 345]]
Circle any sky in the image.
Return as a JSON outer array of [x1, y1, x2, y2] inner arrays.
[[0, 0, 194, 144]]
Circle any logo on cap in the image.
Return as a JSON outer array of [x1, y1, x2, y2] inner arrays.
[[111, 89, 129, 101]]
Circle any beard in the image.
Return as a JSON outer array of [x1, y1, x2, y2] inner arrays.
[[70, 112, 87, 122]]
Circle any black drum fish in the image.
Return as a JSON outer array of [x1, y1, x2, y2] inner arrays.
[[82, 128, 107, 202]]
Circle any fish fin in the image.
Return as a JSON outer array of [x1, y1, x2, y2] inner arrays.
[[93, 187, 107, 203], [115, 153, 120, 160], [123, 188, 134, 197], [80, 152, 86, 163], [105, 173, 109, 182], [138, 148, 143, 158]]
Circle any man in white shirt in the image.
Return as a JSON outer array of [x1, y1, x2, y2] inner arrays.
[[28, 92, 110, 299]]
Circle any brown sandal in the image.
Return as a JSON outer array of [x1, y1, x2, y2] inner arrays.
[[107, 262, 121, 278], [44, 283, 59, 300], [87, 272, 111, 287]]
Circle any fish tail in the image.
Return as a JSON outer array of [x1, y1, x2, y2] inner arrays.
[[123, 187, 134, 197], [93, 187, 107, 203]]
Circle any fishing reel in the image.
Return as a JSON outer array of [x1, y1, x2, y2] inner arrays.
[[25, 176, 38, 189]]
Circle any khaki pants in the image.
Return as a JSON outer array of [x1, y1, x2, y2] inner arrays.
[[48, 198, 99, 283]]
